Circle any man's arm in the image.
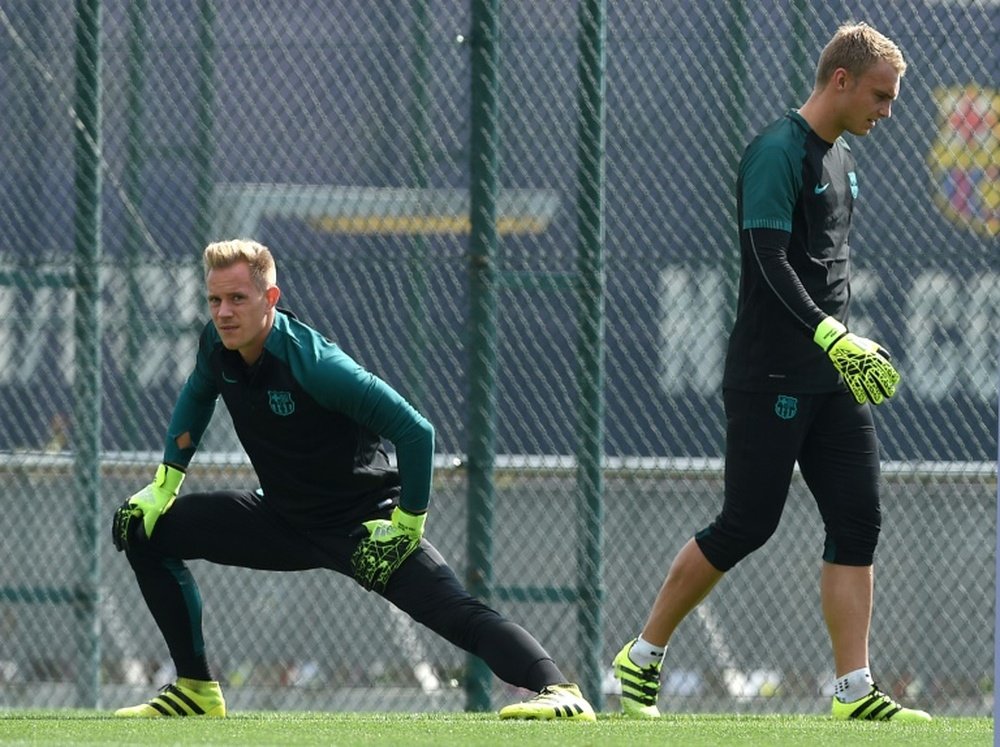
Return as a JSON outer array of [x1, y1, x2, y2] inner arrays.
[[348, 372, 434, 514], [113, 328, 219, 552], [297, 342, 435, 593], [748, 226, 898, 404], [298, 341, 434, 514], [163, 330, 220, 467], [747, 226, 828, 332]]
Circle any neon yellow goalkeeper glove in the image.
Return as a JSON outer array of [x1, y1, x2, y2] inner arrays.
[[814, 317, 900, 405], [112, 463, 185, 551], [350, 506, 427, 592]]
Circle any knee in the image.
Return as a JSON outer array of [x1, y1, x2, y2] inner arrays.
[[111, 510, 163, 567], [696, 515, 780, 572], [822, 507, 881, 565], [384, 546, 504, 646]]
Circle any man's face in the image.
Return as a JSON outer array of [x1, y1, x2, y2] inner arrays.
[[840, 59, 901, 137], [206, 261, 278, 363]]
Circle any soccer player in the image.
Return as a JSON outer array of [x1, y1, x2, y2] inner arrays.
[[111, 239, 594, 721], [612, 23, 931, 722]]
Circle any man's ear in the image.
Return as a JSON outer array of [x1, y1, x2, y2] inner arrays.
[[266, 285, 281, 309]]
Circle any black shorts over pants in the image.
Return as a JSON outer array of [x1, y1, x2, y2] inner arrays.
[[695, 388, 882, 572]]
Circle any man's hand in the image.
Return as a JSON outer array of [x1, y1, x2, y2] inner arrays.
[[350, 507, 427, 592], [111, 464, 185, 552], [814, 317, 900, 405]]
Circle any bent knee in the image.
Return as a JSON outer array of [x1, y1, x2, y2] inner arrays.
[[695, 521, 778, 572]]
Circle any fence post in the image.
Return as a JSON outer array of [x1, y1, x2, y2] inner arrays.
[[466, 0, 500, 712], [404, 0, 432, 409], [72, 0, 102, 709], [723, 0, 748, 326], [575, 0, 606, 710], [194, 0, 216, 249], [123, 0, 146, 447]]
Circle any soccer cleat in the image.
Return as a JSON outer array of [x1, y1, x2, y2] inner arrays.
[[612, 639, 662, 718], [831, 685, 931, 722], [114, 678, 226, 718], [498, 683, 596, 721]]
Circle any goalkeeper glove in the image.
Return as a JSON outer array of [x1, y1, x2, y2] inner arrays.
[[814, 317, 900, 405], [350, 506, 427, 593], [112, 463, 185, 552]]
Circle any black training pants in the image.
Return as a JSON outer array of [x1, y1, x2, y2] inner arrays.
[[696, 389, 882, 571], [121, 489, 562, 690]]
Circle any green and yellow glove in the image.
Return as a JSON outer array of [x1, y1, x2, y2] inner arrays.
[[350, 506, 427, 593], [112, 463, 185, 552], [814, 317, 900, 405]]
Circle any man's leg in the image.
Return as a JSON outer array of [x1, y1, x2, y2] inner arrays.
[[801, 392, 930, 722], [116, 489, 325, 717], [613, 389, 806, 717], [820, 562, 872, 677], [607, 539, 724, 719], [639, 538, 724, 647], [800, 392, 882, 700], [382, 541, 565, 690], [820, 563, 930, 722], [379, 541, 594, 720]]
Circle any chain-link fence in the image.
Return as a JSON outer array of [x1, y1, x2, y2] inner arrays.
[[0, 0, 995, 716]]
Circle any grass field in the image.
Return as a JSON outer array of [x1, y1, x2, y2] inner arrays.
[[0, 711, 991, 746]]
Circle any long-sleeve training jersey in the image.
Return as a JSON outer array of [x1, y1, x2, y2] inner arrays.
[[723, 109, 858, 393], [161, 309, 434, 530]]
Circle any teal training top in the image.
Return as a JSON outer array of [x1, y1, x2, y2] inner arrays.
[[162, 310, 434, 530], [723, 110, 857, 393]]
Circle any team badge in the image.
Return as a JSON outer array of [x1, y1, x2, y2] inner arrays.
[[927, 86, 1000, 237], [268, 390, 296, 416], [774, 395, 798, 420], [847, 171, 858, 199]]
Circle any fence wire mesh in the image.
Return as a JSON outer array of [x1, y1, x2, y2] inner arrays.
[[0, 0, 995, 715]]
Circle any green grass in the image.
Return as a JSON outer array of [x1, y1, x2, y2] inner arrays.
[[0, 711, 991, 746]]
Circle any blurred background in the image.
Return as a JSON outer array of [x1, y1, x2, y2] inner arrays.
[[0, 0, 995, 715]]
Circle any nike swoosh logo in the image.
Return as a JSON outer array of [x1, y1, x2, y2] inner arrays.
[[222, 373, 238, 384], [814, 182, 830, 194]]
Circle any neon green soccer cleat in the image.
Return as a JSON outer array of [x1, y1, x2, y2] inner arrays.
[[498, 683, 596, 721], [831, 685, 931, 722], [114, 678, 226, 718], [612, 639, 662, 718]]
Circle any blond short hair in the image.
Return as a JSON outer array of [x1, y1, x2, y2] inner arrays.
[[203, 239, 277, 291], [815, 22, 906, 87]]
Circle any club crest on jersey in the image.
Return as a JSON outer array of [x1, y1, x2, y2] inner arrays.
[[268, 390, 296, 416], [847, 171, 858, 198], [774, 395, 798, 420]]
